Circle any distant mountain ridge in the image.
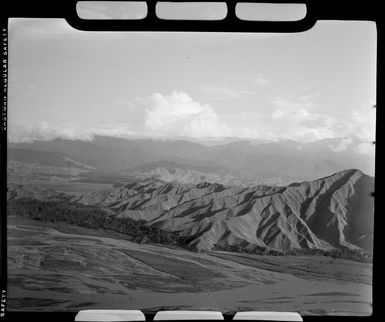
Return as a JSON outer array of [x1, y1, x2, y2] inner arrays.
[[8, 148, 94, 170], [8, 135, 375, 184], [8, 169, 374, 253]]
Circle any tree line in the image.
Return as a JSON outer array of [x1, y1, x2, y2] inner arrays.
[[7, 198, 187, 246], [213, 243, 372, 263]]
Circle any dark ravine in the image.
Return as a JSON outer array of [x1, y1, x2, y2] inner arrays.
[[7, 168, 374, 254]]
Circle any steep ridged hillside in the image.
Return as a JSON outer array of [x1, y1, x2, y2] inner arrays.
[[8, 169, 374, 253]]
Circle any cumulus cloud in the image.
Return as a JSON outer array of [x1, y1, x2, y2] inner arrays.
[[8, 122, 94, 143], [355, 142, 375, 154], [269, 96, 376, 143], [8, 122, 148, 143], [144, 91, 231, 138], [8, 91, 375, 153], [349, 108, 376, 141], [330, 137, 353, 152], [269, 96, 331, 142], [8, 92, 232, 142]]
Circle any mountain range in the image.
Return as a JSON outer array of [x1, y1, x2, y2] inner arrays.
[[8, 135, 375, 185], [8, 169, 374, 254]]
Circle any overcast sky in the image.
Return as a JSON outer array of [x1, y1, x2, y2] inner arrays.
[[8, 17, 376, 150]]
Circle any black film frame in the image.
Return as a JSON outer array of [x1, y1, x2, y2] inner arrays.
[[0, 0, 383, 321]]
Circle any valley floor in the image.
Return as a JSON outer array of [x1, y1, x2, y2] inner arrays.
[[7, 215, 372, 316]]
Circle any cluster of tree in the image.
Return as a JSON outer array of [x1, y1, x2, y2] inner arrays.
[[213, 243, 372, 263], [281, 247, 372, 262], [7, 199, 183, 246]]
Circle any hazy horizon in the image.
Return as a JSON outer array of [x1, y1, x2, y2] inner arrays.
[[8, 18, 376, 161]]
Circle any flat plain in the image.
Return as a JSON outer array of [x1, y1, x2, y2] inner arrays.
[[7, 215, 372, 315], [8, 180, 114, 195]]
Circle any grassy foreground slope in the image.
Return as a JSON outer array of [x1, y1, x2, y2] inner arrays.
[[7, 215, 372, 315]]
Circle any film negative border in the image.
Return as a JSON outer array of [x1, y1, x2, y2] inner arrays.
[[0, 1, 383, 322]]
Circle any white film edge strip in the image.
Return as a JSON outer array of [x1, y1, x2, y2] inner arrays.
[[75, 310, 146, 321], [233, 312, 303, 321], [75, 310, 302, 321], [154, 311, 224, 320]]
